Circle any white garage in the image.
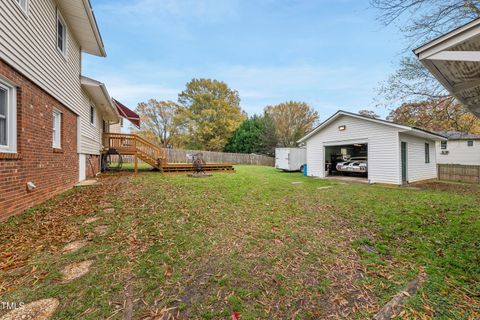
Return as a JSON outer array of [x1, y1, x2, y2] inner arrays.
[[298, 111, 447, 185]]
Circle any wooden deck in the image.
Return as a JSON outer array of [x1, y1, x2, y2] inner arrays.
[[103, 133, 234, 174]]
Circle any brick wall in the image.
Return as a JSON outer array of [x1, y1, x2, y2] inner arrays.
[[0, 59, 79, 220]]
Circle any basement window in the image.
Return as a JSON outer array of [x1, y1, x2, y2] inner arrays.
[[56, 11, 67, 56], [0, 79, 17, 153], [425, 143, 430, 163], [52, 109, 62, 148], [467, 140, 474, 147]]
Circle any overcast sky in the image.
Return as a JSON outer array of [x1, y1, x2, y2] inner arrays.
[[84, 0, 406, 120]]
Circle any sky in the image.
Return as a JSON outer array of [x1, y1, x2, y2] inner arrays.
[[84, 0, 406, 121]]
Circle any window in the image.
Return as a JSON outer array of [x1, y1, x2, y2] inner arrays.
[[467, 140, 474, 147], [441, 141, 447, 149], [425, 143, 430, 163], [57, 12, 67, 56], [0, 79, 17, 153], [90, 106, 95, 125], [52, 110, 61, 148], [15, 0, 28, 14]]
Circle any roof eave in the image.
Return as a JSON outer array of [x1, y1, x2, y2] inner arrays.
[[80, 76, 118, 122], [82, 0, 106, 57]]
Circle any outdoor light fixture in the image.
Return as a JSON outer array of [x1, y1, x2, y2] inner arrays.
[[338, 125, 346, 131]]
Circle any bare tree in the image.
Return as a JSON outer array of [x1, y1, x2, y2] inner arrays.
[[358, 109, 381, 119], [370, 0, 480, 107]]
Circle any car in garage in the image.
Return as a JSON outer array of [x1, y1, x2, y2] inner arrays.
[[336, 157, 368, 174]]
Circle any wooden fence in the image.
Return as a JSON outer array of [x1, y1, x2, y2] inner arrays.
[[120, 149, 274, 166], [437, 164, 480, 184]]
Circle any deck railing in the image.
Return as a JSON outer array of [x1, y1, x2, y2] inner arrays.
[[103, 133, 167, 166]]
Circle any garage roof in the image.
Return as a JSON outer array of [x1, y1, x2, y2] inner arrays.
[[414, 18, 480, 117], [57, 0, 106, 57], [298, 110, 447, 143]]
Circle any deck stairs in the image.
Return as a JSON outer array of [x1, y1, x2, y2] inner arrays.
[[103, 133, 234, 173]]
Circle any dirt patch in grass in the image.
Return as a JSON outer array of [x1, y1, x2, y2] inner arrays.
[[0, 298, 59, 320], [61, 260, 95, 282], [62, 240, 88, 254], [412, 180, 480, 194]]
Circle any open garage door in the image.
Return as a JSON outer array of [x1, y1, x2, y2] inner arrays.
[[324, 143, 368, 181]]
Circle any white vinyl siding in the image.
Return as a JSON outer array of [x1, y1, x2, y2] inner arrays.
[[400, 134, 437, 183], [305, 115, 401, 184], [0, 78, 17, 153], [109, 121, 122, 133], [15, 0, 28, 15], [0, 0, 104, 155], [436, 140, 480, 165], [52, 109, 61, 148]]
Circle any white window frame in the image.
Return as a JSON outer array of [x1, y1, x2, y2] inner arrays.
[[90, 105, 96, 126], [52, 109, 62, 149], [15, 0, 29, 16], [0, 78, 17, 154], [56, 10, 67, 58]]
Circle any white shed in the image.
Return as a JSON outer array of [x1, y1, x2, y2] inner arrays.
[[435, 131, 480, 165], [298, 111, 447, 185]]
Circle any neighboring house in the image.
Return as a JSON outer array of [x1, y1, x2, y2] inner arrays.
[[298, 111, 446, 185], [415, 18, 480, 118], [435, 131, 480, 165], [0, 0, 120, 219]]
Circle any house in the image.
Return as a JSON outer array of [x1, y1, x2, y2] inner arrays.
[[414, 18, 480, 118], [0, 0, 120, 219], [435, 131, 480, 165], [298, 111, 447, 185]]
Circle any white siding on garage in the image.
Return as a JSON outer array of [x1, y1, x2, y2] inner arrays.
[[435, 140, 480, 165], [0, 0, 104, 155], [399, 133, 438, 183], [306, 115, 402, 184]]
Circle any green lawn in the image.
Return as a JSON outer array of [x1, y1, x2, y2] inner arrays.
[[0, 166, 478, 319]]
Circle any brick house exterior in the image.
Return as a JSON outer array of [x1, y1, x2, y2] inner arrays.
[[0, 59, 79, 219], [0, 0, 120, 220]]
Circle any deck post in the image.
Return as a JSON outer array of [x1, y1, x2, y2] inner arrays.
[[134, 155, 138, 174]]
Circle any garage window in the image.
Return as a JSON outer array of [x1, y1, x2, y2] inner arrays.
[[425, 143, 430, 163], [467, 140, 474, 147]]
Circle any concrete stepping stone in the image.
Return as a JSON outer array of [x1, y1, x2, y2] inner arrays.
[[291, 181, 303, 185], [62, 240, 88, 254], [0, 298, 59, 320], [318, 186, 333, 190], [103, 208, 115, 214], [84, 217, 100, 224], [93, 225, 109, 235], [61, 260, 94, 282]]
